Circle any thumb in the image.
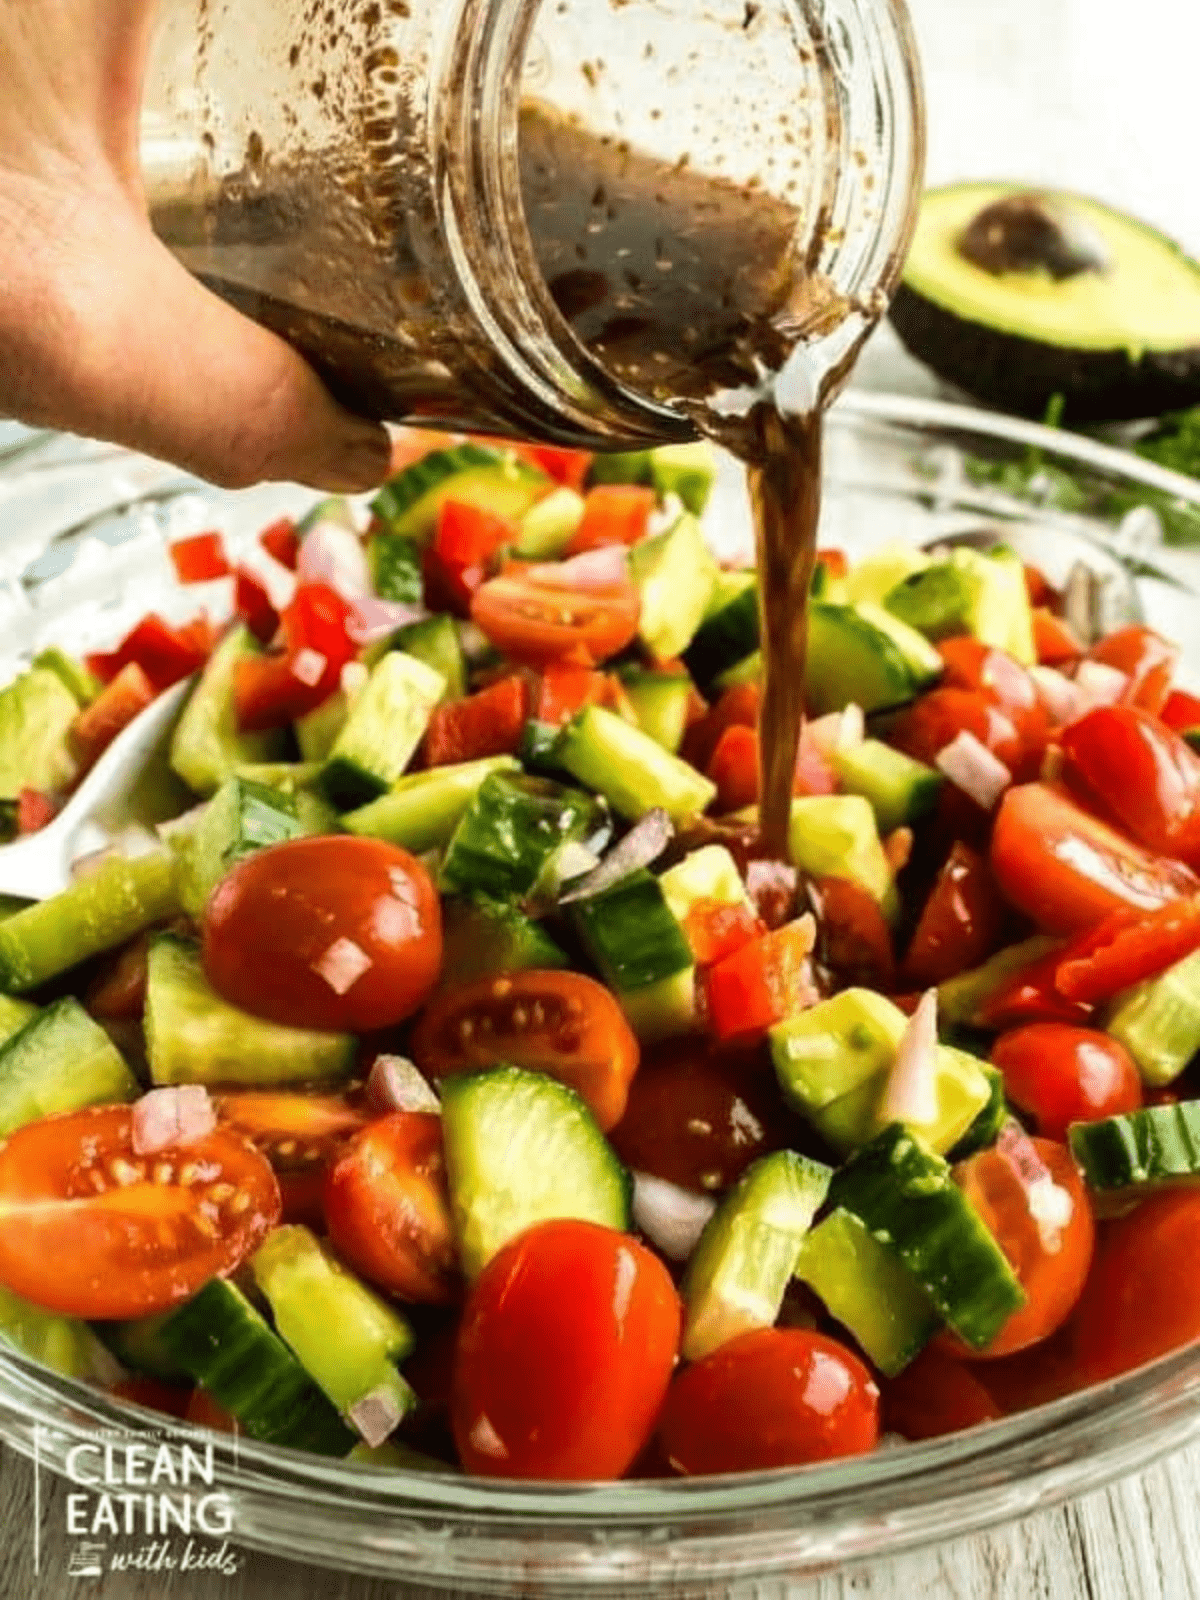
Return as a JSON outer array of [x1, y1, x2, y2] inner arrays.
[[13, 198, 393, 493]]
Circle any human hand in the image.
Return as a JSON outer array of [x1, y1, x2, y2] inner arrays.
[[0, 1, 392, 491]]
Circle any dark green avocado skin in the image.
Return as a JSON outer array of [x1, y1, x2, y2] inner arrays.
[[889, 282, 1200, 423]]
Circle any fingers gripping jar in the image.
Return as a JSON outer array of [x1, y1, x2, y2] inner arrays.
[[142, 0, 924, 445]]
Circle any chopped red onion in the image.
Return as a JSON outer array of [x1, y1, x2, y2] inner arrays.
[[936, 731, 1012, 811], [879, 988, 939, 1129], [1073, 660, 1129, 711], [366, 1055, 441, 1115], [348, 1386, 405, 1449], [340, 661, 371, 699], [531, 545, 629, 592], [745, 860, 799, 929], [456, 621, 493, 662], [558, 810, 674, 903], [131, 1086, 216, 1157], [809, 704, 865, 759], [632, 1173, 717, 1262], [291, 647, 327, 688], [538, 840, 602, 901], [347, 596, 429, 648], [312, 936, 373, 995], [1029, 665, 1085, 727], [996, 1119, 1074, 1253], [297, 519, 371, 600]]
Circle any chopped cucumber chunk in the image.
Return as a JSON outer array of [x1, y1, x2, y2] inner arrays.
[[320, 652, 445, 811], [682, 1151, 831, 1361], [441, 895, 569, 982], [32, 647, 101, 708], [377, 615, 466, 703], [558, 706, 715, 822], [1069, 1101, 1200, 1191], [372, 444, 548, 544], [0, 850, 180, 994], [795, 1208, 938, 1376], [621, 672, 692, 754], [439, 772, 609, 901], [570, 868, 693, 996], [367, 530, 424, 604], [252, 1226, 416, 1430], [628, 512, 719, 662], [0, 997, 138, 1134], [937, 935, 1061, 1028], [649, 441, 717, 515], [170, 626, 285, 798], [659, 845, 752, 928], [0, 667, 80, 801], [172, 776, 306, 916], [441, 1066, 631, 1280], [344, 757, 520, 854], [0, 995, 37, 1049], [516, 487, 586, 559], [842, 542, 932, 606], [684, 579, 759, 693], [832, 740, 942, 835], [828, 1123, 1025, 1350], [1105, 945, 1200, 1087], [788, 795, 894, 909], [0, 1283, 118, 1382], [145, 935, 355, 1087], [805, 602, 940, 717]]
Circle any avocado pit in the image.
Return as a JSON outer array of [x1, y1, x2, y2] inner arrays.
[[958, 193, 1110, 282]]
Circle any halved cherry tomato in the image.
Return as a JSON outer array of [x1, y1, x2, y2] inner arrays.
[[1062, 705, 1200, 867], [234, 566, 280, 644], [991, 1025, 1142, 1142], [682, 899, 764, 968], [259, 517, 299, 570], [15, 788, 60, 835], [941, 1138, 1094, 1360], [185, 1387, 240, 1435], [1073, 1190, 1200, 1382], [453, 1218, 681, 1479], [810, 875, 896, 991], [410, 970, 640, 1131], [87, 613, 210, 693], [565, 485, 656, 555], [903, 841, 1005, 987], [70, 662, 157, 773], [1087, 624, 1178, 716], [882, 1347, 1002, 1441], [111, 1377, 193, 1421], [0, 1105, 280, 1319], [990, 783, 1198, 935], [1161, 688, 1200, 736], [609, 1037, 800, 1193], [169, 531, 230, 584], [470, 568, 639, 666], [85, 934, 152, 1021], [1033, 608, 1083, 668], [324, 1112, 458, 1304], [658, 1328, 879, 1475], [704, 919, 818, 1041], [215, 1091, 369, 1228], [1053, 895, 1200, 1003], [423, 674, 531, 766], [203, 837, 442, 1032], [536, 661, 609, 726]]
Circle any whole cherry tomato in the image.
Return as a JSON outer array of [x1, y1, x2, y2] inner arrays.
[[203, 836, 442, 1032], [903, 841, 1005, 987], [1062, 705, 1200, 868], [991, 1026, 1142, 1142], [452, 1219, 681, 1479], [658, 1328, 879, 1475], [882, 1347, 1002, 1441]]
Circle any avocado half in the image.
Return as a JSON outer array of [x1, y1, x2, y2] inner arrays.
[[889, 182, 1200, 422]]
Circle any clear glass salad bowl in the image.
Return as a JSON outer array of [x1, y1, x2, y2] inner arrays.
[[2, 393, 1200, 1595]]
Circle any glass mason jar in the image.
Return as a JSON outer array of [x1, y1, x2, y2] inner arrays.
[[142, 0, 924, 447]]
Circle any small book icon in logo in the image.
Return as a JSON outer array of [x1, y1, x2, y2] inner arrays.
[[67, 1544, 106, 1579]]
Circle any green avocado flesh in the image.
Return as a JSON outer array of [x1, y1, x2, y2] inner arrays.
[[890, 182, 1200, 421]]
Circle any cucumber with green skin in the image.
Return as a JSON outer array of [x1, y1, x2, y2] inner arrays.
[[1069, 1101, 1200, 1191], [0, 850, 181, 994], [621, 673, 692, 754], [344, 757, 520, 854], [683, 578, 759, 693], [319, 652, 445, 811], [0, 998, 139, 1135], [153, 1279, 356, 1454], [557, 706, 716, 822], [367, 530, 424, 604], [169, 625, 286, 798], [826, 1123, 1025, 1350], [438, 772, 609, 902], [171, 775, 306, 916], [832, 740, 943, 834], [440, 895, 569, 982], [441, 1065, 631, 1281], [145, 934, 356, 1087], [570, 868, 694, 996], [371, 444, 549, 544]]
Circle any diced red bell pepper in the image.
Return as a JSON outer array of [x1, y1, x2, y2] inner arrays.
[[1087, 625, 1178, 717], [235, 566, 280, 644], [169, 530, 230, 584], [682, 899, 764, 968], [902, 841, 1006, 987], [708, 724, 760, 814], [566, 486, 656, 555], [259, 517, 300, 571], [815, 548, 849, 581], [1061, 704, 1200, 867], [424, 500, 517, 616], [1033, 608, 1084, 667], [234, 582, 357, 731], [1022, 563, 1057, 608], [704, 919, 818, 1041], [15, 787, 60, 835], [424, 674, 532, 767], [69, 661, 157, 773], [1053, 896, 1200, 1004], [87, 612, 211, 693], [537, 662, 609, 726], [524, 445, 593, 492], [1161, 689, 1200, 736], [682, 682, 760, 772]]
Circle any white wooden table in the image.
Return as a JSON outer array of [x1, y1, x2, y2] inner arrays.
[[5, 0, 1200, 1594]]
